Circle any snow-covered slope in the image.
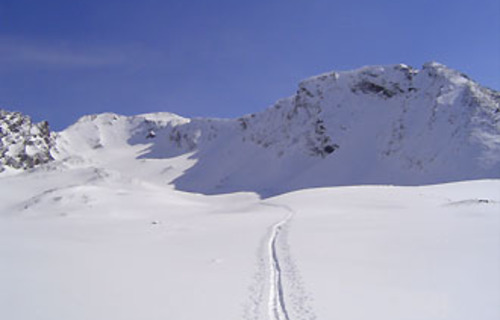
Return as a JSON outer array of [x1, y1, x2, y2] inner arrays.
[[20, 62, 496, 196], [1, 63, 499, 195], [270, 180, 500, 320], [1, 63, 499, 320], [1, 170, 498, 319]]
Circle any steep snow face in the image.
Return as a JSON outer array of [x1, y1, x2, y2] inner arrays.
[[3, 63, 499, 196], [0, 110, 54, 173], [169, 62, 500, 196]]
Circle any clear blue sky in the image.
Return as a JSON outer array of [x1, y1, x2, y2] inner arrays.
[[0, 0, 499, 130]]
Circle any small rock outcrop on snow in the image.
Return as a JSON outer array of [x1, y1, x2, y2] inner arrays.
[[0, 110, 54, 172], [2, 63, 500, 196]]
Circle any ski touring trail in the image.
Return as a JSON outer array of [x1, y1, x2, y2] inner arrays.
[[267, 207, 293, 320], [244, 203, 316, 320]]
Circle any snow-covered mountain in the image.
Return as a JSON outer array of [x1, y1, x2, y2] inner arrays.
[[2, 62, 499, 196], [1, 62, 499, 320]]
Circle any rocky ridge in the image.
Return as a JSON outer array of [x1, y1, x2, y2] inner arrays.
[[0, 110, 54, 172]]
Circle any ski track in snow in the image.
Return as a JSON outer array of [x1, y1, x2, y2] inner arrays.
[[267, 206, 293, 320], [255, 203, 316, 320]]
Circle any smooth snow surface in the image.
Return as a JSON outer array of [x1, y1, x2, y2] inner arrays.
[[0, 162, 498, 319], [269, 181, 500, 320]]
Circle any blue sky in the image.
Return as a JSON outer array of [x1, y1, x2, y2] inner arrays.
[[0, 0, 499, 130]]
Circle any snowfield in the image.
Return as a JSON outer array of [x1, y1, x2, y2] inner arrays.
[[271, 181, 500, 320], [1, 62, 499, 319], [0, 166, 498, 319]]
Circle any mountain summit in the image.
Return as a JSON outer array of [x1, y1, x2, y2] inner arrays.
[[1, 63, 499, 196]]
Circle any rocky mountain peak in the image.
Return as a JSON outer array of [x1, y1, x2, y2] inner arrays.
[[0, 110, 54, 172]]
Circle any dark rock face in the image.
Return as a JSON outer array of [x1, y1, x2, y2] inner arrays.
[[0, 110, 54, 172]]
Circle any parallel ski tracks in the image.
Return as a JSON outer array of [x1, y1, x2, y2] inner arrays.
[[264, 204, 294, 320]]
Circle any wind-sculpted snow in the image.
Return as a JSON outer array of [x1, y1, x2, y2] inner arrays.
[[2, 63, 499, 196]]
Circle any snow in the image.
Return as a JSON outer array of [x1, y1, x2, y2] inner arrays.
[[269, 181, 500, 319], [0, 165, 281, 320], [0, 62, 499, 319], [1, 131, 500, 319], [1, 168, 498, 319], [2, 63, 498, 196], [8, 63, 484, 197]]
